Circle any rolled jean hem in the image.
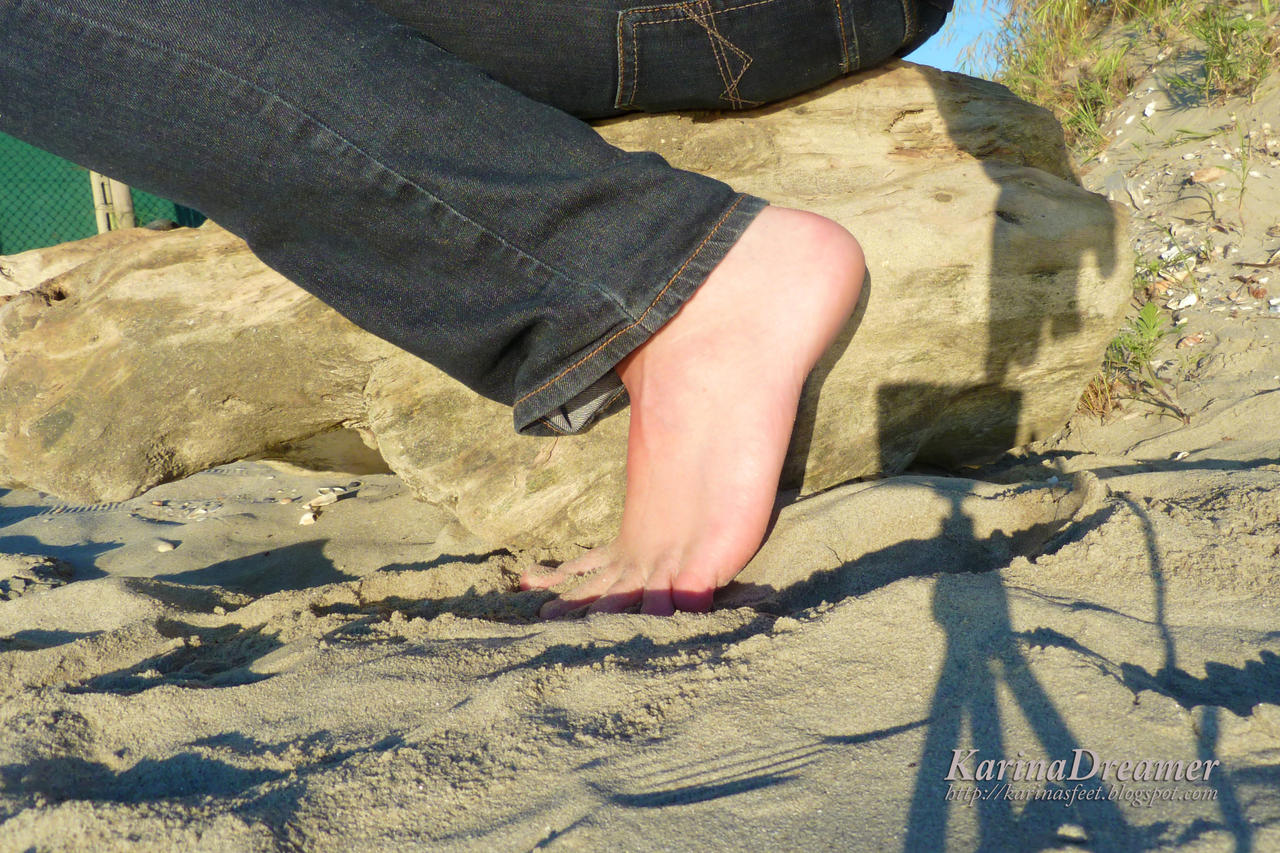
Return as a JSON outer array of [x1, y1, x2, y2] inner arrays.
[[513, 191, 770, 436]]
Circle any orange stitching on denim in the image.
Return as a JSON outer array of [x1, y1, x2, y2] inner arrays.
[[537, 415, 570, 434], [682, 0, 760, 108], [620, 0, 780, 108], [683, 2, 734, 107], [629, 17, 643, 105], [513, 194, 747, 407], [616, 10, 630, 109], [628, 0, 783, 27], [832, 0, 851, 72], [845, 0, 861, 70]]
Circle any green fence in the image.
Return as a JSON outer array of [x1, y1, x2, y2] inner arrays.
[[1, 133, 204, 255]]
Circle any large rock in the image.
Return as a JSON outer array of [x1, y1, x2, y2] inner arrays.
[[0, 224, 399, 501], [0, 62, 1131, 548]]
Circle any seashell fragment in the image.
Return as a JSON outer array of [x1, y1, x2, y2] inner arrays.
[[299, 511, 317, 526], [1168, 292, 1198, 310], [1177, 333, 1206, 349], [1189, 166, 1227, 184]]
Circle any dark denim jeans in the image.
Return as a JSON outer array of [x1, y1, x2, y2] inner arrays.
[[0, 0, 950, 434]]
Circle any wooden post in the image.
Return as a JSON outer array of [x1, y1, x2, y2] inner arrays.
[[89, 171, 111, 234], [88, 171, 137, 233], [107, 178, 136, 229]]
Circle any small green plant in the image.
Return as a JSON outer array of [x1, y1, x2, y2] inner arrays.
[[1106, 301, 1168, 372], [1227, 122, 1255, 220], [1080, 301, 1188, 421], [1163, 125, 1225, 148]]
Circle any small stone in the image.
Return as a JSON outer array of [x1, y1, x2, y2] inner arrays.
[[151, 500, 165, 506], [299, 511, 317, 526], [278, 497, 294, 505], [154, 540, 176, 552], [1057, 824, 1088, 842]]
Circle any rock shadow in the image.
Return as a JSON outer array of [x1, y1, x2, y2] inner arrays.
[[0, 628, 97, 651], [0, 532, 113, 579], [0, 488, 45, 528], [154, 538, 356, 596]]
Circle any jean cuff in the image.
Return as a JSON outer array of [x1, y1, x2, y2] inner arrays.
[[513, 191, 769, 436]]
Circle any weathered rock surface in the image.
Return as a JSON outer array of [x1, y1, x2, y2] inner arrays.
[[0, 224, 398, 501], [0, 62, 1132, 548]]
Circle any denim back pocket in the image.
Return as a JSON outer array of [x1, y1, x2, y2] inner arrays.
[[615, 0, 911, 113]]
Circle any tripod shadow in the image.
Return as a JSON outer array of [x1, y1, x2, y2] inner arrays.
[[896, 62, 1134, 849], [890, 391, 1136, 850]]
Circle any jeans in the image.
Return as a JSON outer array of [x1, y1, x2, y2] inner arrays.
[[0, 0, 950, 435]]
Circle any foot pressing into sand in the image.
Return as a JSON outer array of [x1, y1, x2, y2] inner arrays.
[[520, 205, 865, 617]]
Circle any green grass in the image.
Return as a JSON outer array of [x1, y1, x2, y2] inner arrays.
[[1190, 4, 1279, 101], [977, 1, 1279, 155]]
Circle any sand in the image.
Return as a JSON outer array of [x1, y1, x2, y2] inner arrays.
[[3, 446, 1279, 851], [5, 34, 1280, 853]]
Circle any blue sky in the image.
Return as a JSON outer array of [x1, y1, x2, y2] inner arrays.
[[903, 0, 1005, 77]]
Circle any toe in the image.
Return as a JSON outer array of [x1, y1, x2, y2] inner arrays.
[[640, 584, 675, 616], [520, 546, 610, 590], [587, 572, 646, 615], [539, 565, 626, 619], [671, 567, 718, 612], [520, 567, 569, 590]]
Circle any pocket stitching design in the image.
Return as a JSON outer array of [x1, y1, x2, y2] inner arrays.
[[616, 0, 783, 110]]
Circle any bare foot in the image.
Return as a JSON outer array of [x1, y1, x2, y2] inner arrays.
[[520, 205, 865, 617]]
